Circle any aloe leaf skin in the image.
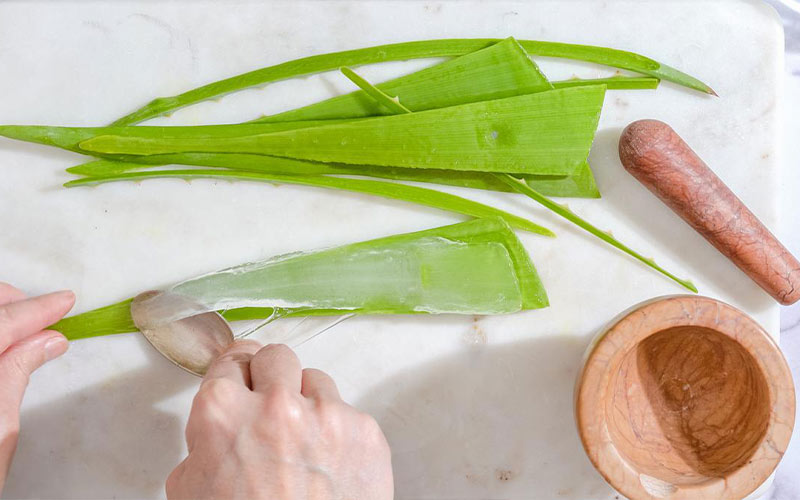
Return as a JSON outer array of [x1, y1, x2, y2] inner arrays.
[[259, 38, 551, 123], [337, 66, 689, 290], [496, 174, 697, 292], [79, 86, 607, 177], [0, 121, 351, 155], [109, 38, 713, 126], [338, 66, 414, 116], [64, 38, 599, 197], [68, 155, 600, 199], [51, 218, 546, 340], [64, 168, 554, 236], [5, 85, 607, 177], [551, 76, 659, 90]]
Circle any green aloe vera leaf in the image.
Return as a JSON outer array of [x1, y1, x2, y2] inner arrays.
[[64, 39, 598, 197], [258, 38, 551, 123], [338, 66, 416, 115], [79, 86, 607, 176], [551, 76, 659, 90], [67, 155, 600, 198], [49, 298, 312, 341], [0, 120, 351, 155], [166, 217, 544, 315], [109, 38, 713, 126], [64, 168, 554, 236], [51, 218, 547, 340], [496, 174, 697, 292], [345, 67, 691, 292]]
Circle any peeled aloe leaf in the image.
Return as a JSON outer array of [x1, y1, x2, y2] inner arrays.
[[64, 169, 554, 236], [78, 86, 606, 176], [51, 218, 547, 340], [109, 38, 713, 126]]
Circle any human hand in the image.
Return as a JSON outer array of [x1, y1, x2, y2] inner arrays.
[[166, 342, 393, 500], [0, 284, 74, 493]]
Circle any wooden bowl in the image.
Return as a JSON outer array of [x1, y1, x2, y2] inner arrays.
[[575, 296, 795, 500]]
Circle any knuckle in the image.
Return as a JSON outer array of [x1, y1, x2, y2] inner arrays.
[[261, 387, 303, 422], [358, 412, 388, 445], [259, 343, 296, 362], [165, 469, 180, 496], [200, 378, 241, 402], [0, 304, 17, 329], [6, 352, 33, 382], [191, 380, 243, 433]]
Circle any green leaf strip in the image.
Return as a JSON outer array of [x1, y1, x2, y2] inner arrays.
[[110, 38, 713, 126]]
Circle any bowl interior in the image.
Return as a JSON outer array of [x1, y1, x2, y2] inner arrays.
[[606, 325, 771, 486]]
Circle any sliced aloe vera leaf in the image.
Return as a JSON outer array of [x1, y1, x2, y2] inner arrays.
[[0, 120, 350, 155], [64, 168, 554, 236], [64, 38, 599, 197], [496, 174, 697, 292], [51, 218, 547, 340], [552, 76, 659, 90], [258, 37, 551, 123], [339, 67, 692, 292], [68, 155, 600, 198], [109, 38, 713, 126], [79, 86, 606, 176]]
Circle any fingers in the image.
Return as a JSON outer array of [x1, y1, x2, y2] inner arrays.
[[0, 290, 75, 354], [202, 340, 261, 389], [249, 344, 302, 394], [0, 330, 68, 414], [301, 368, 341, 401], [0, 282, 26, 306]]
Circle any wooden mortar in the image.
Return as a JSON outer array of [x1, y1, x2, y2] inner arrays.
[[575, 296, 795, 500]]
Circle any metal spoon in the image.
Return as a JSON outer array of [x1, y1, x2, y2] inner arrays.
[[131, 290, 234, 377]]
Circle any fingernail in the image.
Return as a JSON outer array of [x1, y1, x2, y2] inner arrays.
[[44, 335, 69, 361]]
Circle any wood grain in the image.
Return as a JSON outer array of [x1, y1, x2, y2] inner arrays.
[[575, 296, 795, 499]]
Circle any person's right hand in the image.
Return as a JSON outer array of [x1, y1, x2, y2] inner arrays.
[[166, 342, 393, 500]]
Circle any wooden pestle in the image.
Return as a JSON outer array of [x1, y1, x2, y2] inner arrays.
[[619, 119, 800, 305]]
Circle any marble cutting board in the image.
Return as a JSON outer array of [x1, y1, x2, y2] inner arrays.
[[0, 1, 786, 498]]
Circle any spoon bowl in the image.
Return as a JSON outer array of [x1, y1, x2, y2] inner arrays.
[[131, 290, 234, 376]]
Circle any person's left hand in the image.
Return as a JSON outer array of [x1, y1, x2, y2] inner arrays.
[[0, 283, 74, 494]]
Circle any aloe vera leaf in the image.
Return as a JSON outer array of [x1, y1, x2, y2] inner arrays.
[[64, 39, 598, 197], [68, 155, 600, 198], [79, 86, 606, 176], [313, 66, 692, 293], [64, 168, 554, 236], [109, 38, 713, 126], [164, 219, 542, 318], [0, 120, 353, 155], [551, 76, 659, 90], [51, 218, 547, 339], [258, 38, 551, 123], [338, 66, 412, 115], [496, 174, 697, 292], [48, 298, 310, 341]]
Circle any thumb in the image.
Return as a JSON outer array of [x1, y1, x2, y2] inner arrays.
[[0, 331, 68, 414]]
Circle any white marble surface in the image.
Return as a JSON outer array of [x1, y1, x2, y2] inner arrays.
[[765, 2, 800, 499], [0, 1, 791, 499]]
